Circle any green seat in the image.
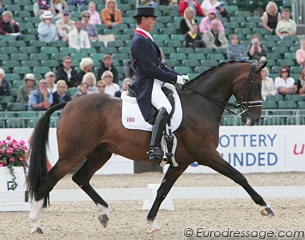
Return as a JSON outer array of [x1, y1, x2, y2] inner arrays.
[[67, 87, 78, 96], [165, 40, 182, 48], [41, 46, 59, 55], [117, 47, 130, 54], [33, 66, 52, 75], [13, 67, 32, 75], [285, 95, 303, 102], [0, 46, 18, 54], [12, 80, 25, 88], [30, 53, 49, 61], [7, 40, 26, 47], [10, 53, 29, 61], [182, 59, 199, 68], [278, 100, 297, 109], [21, 60, 40, 68], [20, 46, 38, 54], [272, 46, 289, 56], [5, 73, 21, 81], [173, 66, 192, 75], [176, 47, 194, 54], [284, 52, 296, 60], [298, 101, 305, 109], [18, 111, 38, 118], [262, 101, 278, 109], [7, 102, 28, 111], [290, 66, 302, 74], [29, 118, 39, 128], [2, 60, 21, 70], [207, 53, 225, 61], [59, 47, 78, 55], [277, 59, 295, 67], [169, 53, 187, 62], [41, 60, 59, 68], [265, 95, 284, 102]]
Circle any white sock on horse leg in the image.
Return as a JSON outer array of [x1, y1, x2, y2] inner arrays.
[[29, 199, 44, 225], [97, 203, 109, 217]]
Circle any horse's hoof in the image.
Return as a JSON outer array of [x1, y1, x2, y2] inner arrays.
[[31, 227, 44, 234], [150, 228, 162, 234], [98, 214, 109, 228], [260, 206, 275, 216]]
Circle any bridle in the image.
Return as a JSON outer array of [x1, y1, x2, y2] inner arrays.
[[182, 62, 262, 116]]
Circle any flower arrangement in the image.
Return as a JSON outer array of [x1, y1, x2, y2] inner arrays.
[[0, 135, 28, 190]]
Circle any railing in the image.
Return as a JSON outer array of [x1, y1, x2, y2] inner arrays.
[[292, 0, 305, 35]]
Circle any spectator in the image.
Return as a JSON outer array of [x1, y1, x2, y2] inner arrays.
[[28, 79, 53, 111], [77, 57, 94, 85], [296, 39, 305, 69], [55, 9, 75, 42], [199, 8, 224, 34], [141, 0, 159, 7], [184, 23, 206, 49], [96, 80, 107, 94], [180, 7, 198, 35], [97, 54, 119, 84], [295, 69, 305, 95], [169, 0, 178, 6], [102, 70, 120, 97], [261, 67, 275, 101], [72, 82, 88, 99], [114, 77, 132, 97], [55, 56, 79, 87], [0, 68, 10, 96], [52, 80, 71, 105], [0, 1, 6, 17], [226, 34, 248, 60], [261, 1, 281, 34], [247, 34, 267, 61], [45, 71, 57, 93], [124, 58, 135, 80], [202, 19, 228, 50], [68, 19, 91, 50], [0, 11, 20, 37], [81, 10, 98, 41], [17, 74, 37, 103], [274, 66, 296, 96], [101, 0, 123, 29], [201, 0, 230, 22], [82, 72, 98, 94], [179, 0, 204, 17], [275, 8, 297, 38], [34, 0, 51, 18], [38, 11, 59, 43], [67, 0, 88, 11], [50, 0, 68, 19], [87, 1, 101, 25]]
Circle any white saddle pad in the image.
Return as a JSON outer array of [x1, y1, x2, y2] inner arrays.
[[121, 83, 183, 132]]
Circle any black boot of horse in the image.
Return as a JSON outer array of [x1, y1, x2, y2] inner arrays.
[[148, 107, 169, 161]]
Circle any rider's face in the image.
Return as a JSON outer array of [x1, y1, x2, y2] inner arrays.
[[142, 16, 156, 32]]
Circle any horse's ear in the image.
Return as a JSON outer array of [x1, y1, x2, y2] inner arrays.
[[256, 61, 268, 72]]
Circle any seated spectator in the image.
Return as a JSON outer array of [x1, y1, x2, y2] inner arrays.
[[101, 0, 123, 29], [68, 19, 91, 51], [55, 56, 79, 87], [180, 7, 198, 35], [115, 77, 132, 97], [124, 58, 135, 80], [179, 0, 204, 17], [247, 34, 267, 61], [184, 23, 206, 49], [0, 11, 20, 37], [28, 79, 53, 111], [82, 72, 98, 94], [55, 9, 75, 42], [296, 39, 305, 69], [72, 82, 88, 99], [17, 74, 37, 103], [96, 80, 107, 94], [77, 57, 94, 85], [274, 66, 296, 96], [97, 54, 119, 84], [201, 0, 230, 22], [202, 19, 228, 50], [140, 0, 159, 7], [38, 11, 59, 43], [199, 8, 224, 34], [295, 69, 305, 95], [0, 1, 7, 17], [52, 80, 71, 105], [102, 70, 120, 97], [81, 11, 98, 41], [34, 0, 51, 18], [275, 8, 297, 38], [0, 68, 10, 96], [261, 67, 275, 101], [67, 0, 88, 11], [226, 34, 248, 60], [45, 71, 57, 93], [261, 1, 281, 34], [50, 0, 68, 19], [88, 1, 101, 25]]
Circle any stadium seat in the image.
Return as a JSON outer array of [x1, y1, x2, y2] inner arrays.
[[262, 101, 277, 109], [33, 66, 52, 75], [298, 101, 305, 109], [173, 66, 192, 75], [10, 53, 29, 61], [7, 102, 28, 111], [265, 95, 284, 102], [278, 100, 298, 109], [13, 67, 32, 75], [41, 46, 59, 55]]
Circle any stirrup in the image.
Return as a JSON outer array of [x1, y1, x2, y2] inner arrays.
[[147, 147, 164, 161]]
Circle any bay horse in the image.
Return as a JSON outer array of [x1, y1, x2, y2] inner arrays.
[[27, 61, 274, 234]]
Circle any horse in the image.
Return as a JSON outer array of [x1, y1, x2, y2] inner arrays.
[[27, 61, 274, 234]]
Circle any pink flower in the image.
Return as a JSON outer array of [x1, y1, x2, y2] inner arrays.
[[19, 140, 25, 146], [6, 148, 14, 155], [9, 157, 15, 162], [6, 136, 11, 140], [0, 161, 5, 167]]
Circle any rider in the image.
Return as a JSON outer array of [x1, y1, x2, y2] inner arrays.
[[131, 6, 189, 161]]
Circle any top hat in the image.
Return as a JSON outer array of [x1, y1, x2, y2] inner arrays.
[[133, 6, 156, 18]]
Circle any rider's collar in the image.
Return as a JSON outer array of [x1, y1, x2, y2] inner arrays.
[[135, 27, 154, 42]]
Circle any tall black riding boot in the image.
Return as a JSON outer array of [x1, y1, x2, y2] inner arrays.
[[148, 107, 169, 161]]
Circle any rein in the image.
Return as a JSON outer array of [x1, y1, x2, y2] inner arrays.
[[182, 63, 262, 116]]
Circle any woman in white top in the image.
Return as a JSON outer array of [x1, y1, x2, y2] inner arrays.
[[274, 66, 296, 96], [102, 70, 120, 97], [82, 72, 98, 94], [201, 0, 229, 21], [261, 67, 275, 100]]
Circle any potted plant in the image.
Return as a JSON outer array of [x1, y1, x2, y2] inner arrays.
[[0, 135, 28, 191]]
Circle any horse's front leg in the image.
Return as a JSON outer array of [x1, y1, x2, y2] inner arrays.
[[147, 164, 188, 233]]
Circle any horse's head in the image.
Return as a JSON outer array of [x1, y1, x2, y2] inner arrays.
[[233, 61, 267, 126]]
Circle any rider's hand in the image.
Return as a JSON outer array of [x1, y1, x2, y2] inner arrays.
[[176, 75, 189, 85]]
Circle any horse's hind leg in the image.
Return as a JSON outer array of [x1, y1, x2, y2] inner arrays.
[[199, 153, 274, 216], [72, 145, 112, 228]]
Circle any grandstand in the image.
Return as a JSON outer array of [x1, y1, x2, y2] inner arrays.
[[0, 0, 305, 127]]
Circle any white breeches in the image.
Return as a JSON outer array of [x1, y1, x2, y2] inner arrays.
[[151, 80, 172, 114]]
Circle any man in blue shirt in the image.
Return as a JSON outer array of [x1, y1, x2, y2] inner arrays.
[[28, 80, 53, 111], [226, 34, 248, 61]]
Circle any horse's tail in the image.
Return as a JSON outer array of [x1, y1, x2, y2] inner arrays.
[[27, 102, 67, 207]]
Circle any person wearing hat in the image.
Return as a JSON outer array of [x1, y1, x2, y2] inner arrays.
[[201, 0, 230, 22], [101, 0, 123, 29], [17, 73, 37, 103], [38, 10, 59, 43], [199, 7, 224, 34], [55, 9, 75, 42], [28, 79, 53, 111], [45, 71, 57, 93], [131, 6, 189, 161]]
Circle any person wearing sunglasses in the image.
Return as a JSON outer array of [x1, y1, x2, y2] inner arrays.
[[101, 0, 122, 29], [274, 66, 296, 96], [81, 10, 98, 41], [55, 9, 75, 42]]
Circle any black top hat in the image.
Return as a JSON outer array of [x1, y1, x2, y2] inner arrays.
[[133, 6, 156, 18]]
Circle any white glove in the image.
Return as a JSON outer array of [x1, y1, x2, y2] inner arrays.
[[176, 75, 189, 85]]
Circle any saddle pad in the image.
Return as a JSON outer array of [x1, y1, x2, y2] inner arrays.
[[121, 83, 183, 132]]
